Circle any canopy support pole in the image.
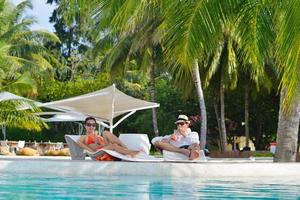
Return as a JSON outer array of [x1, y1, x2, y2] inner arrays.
[[109, 84, 116, 133], [113, 110, 136, 129]]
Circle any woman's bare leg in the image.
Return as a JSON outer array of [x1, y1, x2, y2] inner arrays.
[[103, 131, 126, 147], [104, 144, 139, 156]]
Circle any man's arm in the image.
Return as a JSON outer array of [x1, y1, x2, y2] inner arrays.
[[151, 135, 172, 145], [188, 143, 200, 150]]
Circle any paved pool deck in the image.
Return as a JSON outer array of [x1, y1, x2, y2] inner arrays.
[[1, 155, 299, 178]]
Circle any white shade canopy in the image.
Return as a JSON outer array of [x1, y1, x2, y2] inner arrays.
[[0, 91, 42, 106], [40, 112, 87, 135], [0, 91, 25, 101], [41, 84, 160, 132], [41, 113, 87, 122]]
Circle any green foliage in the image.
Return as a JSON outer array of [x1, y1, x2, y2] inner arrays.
[[3, 122, 76, 142], [3, 127, 44, 141], [38, 73, 111, 102]]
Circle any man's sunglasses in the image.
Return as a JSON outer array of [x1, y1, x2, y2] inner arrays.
[[176, 122, 187, 126], [85, 123, 97, 127]]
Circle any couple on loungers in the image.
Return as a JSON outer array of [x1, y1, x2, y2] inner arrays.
[[78, 114, 200, 161]]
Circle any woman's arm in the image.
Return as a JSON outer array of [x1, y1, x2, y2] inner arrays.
[[77, 135, 94, 152]]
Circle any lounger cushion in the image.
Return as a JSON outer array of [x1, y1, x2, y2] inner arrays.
[[58, 148, 70, 156], [46, 150, 60, 156], [46, 148, 70, 156], [16, 147, 39, 156], [0, 146, 10, 155]]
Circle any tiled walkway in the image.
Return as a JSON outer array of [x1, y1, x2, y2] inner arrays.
[[0, 156, 298, 178]]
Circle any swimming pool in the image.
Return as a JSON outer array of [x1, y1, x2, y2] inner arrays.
[[1, 158, 300, 199], [0, 173, 299, 199]]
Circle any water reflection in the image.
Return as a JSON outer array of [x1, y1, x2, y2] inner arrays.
[[0, 174, 299, 199]]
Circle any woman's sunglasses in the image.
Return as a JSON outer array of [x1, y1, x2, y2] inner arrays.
[[176, 122, 187, 126], [85, 123, 97, 127]]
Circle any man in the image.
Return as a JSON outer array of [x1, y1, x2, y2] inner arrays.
[[151, 114, 200, 160]]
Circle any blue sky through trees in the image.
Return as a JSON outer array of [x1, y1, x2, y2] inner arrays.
[[11, 0, 55, 31]]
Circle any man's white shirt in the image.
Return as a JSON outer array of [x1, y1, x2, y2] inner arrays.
[[151, 128, 199, 147]]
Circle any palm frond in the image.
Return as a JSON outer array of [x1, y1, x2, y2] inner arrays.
[[2, 71, 37, 95], [11, 0, 33, 24], [275, 0, 300, 112], [236, 0, 275, 82], [104, 36, 133, 77], [0, 99, 47, 131]]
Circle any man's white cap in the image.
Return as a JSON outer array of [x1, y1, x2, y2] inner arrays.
[[175, 114, 190, 124]]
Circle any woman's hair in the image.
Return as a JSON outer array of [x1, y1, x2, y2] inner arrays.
[[84, 116, 96, 124]]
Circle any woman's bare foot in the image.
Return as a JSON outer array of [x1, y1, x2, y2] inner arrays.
[[189, 149, 200, 160]]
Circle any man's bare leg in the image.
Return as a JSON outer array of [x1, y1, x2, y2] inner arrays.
[[188, 144, 200, 160], [154, 141, 190, 157]]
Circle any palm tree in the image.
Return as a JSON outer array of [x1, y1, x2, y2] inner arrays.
[[163, 0, 230, 150], [0, 0, 60, 93], [203, 28, 239, 151], [273, 0, 300, 162], [0, 0, 60, 131], [58, 0, 165, 136], [103, 3, 165, 136], [230, 0, 300, 161]]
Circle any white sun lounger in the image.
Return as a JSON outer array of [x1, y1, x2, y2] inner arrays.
[[65, 134, 163, 162], [65, 135, 86, 160], [118, 133, 151, 155], [83, 149, 162, 162], [163, 150, 207, 162]]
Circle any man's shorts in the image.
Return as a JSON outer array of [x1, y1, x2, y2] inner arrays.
[[179, 145, 190, 149]]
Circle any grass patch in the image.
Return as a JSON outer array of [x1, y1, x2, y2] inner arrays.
[[150, 150, 162, 156], [252, 151, 274, 157]]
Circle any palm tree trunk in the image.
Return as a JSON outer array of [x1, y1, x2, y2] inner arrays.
[[245, 84, 250, 147], [150, 60, 159, 137], [192, 59, 207, 150], [274, 89, 300, 162], [220, 68, 227, 152], [214, 97, 223, 151]]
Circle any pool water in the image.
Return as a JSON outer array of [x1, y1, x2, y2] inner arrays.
[[0, 173, 299, 199]]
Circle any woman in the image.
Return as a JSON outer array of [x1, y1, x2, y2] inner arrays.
[[78, 116, 140, 160]]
